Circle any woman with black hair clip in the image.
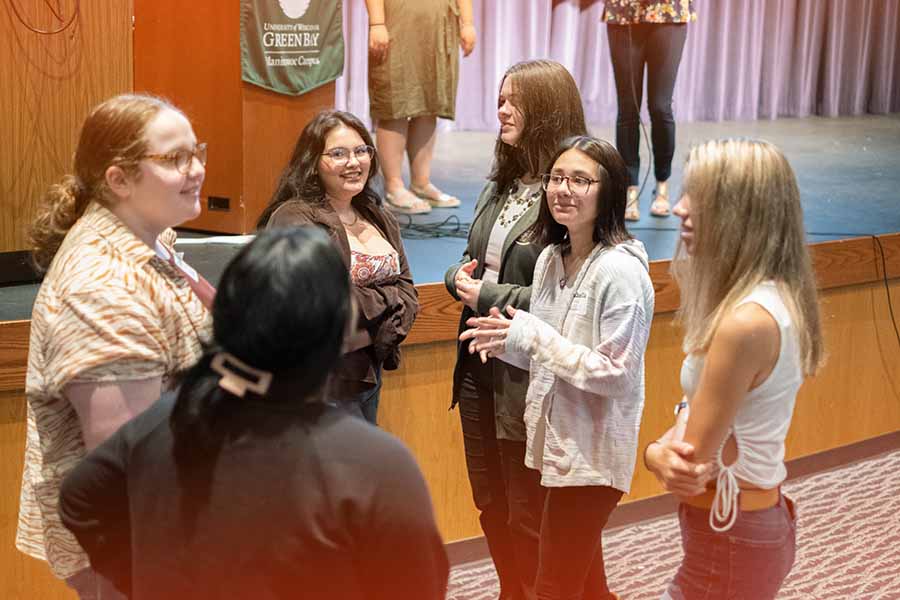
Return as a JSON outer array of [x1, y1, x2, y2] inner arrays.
[[59, 226, 448, 600], [463, 136, 655, 600], [257, 109, 418, 424], [444, 59, 588, 600]]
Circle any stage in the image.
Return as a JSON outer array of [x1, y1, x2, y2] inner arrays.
[[1, 113, 899, 322]]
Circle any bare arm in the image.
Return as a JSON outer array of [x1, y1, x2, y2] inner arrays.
[[65, 378, 162, 451], [682, 303, 780, 462], [457, 0, 476, 56], [365, 0, 390, 63]]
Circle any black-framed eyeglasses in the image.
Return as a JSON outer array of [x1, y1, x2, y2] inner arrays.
[[143, 143, 208, 174], [541, 173, 601, 196], [321, 144, 375, 165]]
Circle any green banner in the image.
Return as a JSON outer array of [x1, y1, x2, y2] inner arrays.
[[240, 0, 344, 96]]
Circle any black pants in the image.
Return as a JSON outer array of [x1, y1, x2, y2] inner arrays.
[[607, 23, 688, 186], [535, 485, 624, 600], [457, 355, 546, 600]]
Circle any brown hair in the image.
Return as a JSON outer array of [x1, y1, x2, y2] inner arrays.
[[489, 60, 588, 196], [672, 138, 824, 375], [29, 94, 178, 271]]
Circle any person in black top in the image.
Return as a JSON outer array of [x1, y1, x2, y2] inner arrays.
[[58, 226, 448, 600]]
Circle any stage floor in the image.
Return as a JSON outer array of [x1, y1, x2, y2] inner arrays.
[[1, 114, 898, 322]]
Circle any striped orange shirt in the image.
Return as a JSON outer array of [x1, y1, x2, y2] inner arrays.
[[16, 202, 212, 578]]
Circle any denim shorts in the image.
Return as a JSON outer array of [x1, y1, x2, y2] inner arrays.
[[662, 494, 797, 600]]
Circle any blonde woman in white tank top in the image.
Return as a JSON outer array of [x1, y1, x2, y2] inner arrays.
[[644, 139, 824, 600]]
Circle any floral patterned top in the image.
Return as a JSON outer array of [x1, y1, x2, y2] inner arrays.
[[603, 0, 697, 24]]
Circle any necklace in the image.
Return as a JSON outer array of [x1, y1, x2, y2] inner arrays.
[[558, 248, 592, 289], [338, 210, 359, 227], [497, 180, 542, 227]]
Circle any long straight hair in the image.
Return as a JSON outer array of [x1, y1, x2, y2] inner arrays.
[[671, 139, 824, 375], [488, 60, 588, 197]]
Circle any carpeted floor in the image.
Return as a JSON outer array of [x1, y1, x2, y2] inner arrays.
[[446, 448, 900, 600]]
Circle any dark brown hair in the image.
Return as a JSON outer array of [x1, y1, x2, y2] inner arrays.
[[533, 136, 633, 250], [30, 94, 177, 271], [488, 60, 588, 197], [256, 110, 381, 228]]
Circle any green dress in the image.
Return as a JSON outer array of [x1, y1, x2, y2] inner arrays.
[[368, 0, 460, 120]]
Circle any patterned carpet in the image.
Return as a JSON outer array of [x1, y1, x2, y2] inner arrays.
[[447, 449, 900, 600]]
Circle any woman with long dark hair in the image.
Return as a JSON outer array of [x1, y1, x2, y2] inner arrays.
[[444, 60, 588, 600], [59, 227, 448, 600], [463, 136, 655, 600], [257, 109, 418, 424]]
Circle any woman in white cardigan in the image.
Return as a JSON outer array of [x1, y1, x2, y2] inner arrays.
[[462, 135, 655, 600]]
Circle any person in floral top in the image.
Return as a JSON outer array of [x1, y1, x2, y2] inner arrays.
[[603, 0, 696, 220]]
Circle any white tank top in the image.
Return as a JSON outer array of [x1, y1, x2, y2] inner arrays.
[[680, 281, 803, 531]]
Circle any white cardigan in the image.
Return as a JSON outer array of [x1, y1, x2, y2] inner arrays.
[[503, 240, 654, 492]]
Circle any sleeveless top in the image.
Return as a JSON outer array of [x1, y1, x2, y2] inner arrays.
[[350, 249, 401, 286], [680, 281, 803, 531]]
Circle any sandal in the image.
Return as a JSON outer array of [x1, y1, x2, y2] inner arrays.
[[409, 183, 461, 208], [385, 188, 432, 215], [625, 186, 640, 221], [650, 183, 671, 217]]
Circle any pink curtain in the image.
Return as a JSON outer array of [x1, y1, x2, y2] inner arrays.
[[335, 0, 900, 130]]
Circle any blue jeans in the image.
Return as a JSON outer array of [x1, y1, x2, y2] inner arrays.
[[343, 364, 383, 425], [662, 495, 797, 600]]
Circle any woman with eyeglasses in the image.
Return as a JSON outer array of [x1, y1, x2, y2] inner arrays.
[[20, 94, 213, 598], [462, 136, 655, 600], [257, 109, 417, 424], [59, 226, 449, 600]]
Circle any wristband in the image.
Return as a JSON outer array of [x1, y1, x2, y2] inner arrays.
[[369, 22, 385, 27]]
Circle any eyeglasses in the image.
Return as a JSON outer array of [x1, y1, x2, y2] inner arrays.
[[143, 143, 208, 174], [541, 173, 601, 196], [321, 145, 375, 166]]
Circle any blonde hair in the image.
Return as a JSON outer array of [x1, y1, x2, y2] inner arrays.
[[671, 139, 824, 376], [30, 94, 178, 271]]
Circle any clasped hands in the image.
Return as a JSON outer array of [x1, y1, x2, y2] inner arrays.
[[459, 305, 517, 364], [646, 438, 715, 498]]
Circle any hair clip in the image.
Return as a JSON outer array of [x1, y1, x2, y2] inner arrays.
[[210, 352, 273, 398]]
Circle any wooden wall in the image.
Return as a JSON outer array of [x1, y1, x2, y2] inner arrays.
[[133, 1, 336, 234], [0, 0, 132, 253], [1, 235, 899, 595]]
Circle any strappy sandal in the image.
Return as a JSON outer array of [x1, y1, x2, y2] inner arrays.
[[625, 186, 640, 221], [650, 184, 671, 217], [410, 183, 461, 208], [385, 188, 432, 215]]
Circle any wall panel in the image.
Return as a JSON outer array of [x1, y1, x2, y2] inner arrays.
[[0, 0, 132, 253]]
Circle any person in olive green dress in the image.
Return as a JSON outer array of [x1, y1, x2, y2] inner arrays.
[[365, 0, 476, 215]]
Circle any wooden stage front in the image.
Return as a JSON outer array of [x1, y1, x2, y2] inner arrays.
[[1, 233, 899, 598]]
